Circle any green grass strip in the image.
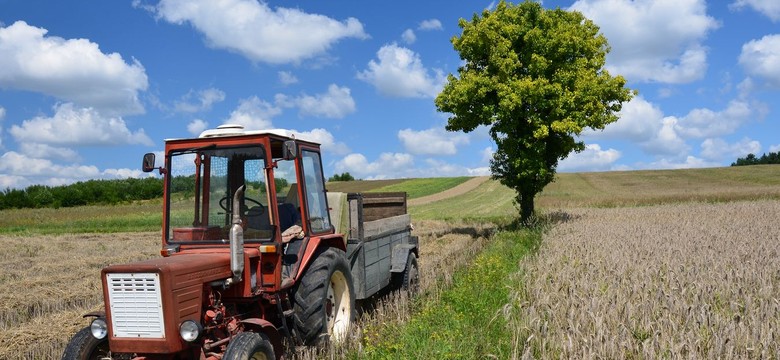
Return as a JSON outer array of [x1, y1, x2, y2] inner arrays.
[[373, 177, 471, 199], [359, 227, 541, 359]]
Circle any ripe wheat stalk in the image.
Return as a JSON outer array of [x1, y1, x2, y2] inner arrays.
[[509, 200, 780, 359]]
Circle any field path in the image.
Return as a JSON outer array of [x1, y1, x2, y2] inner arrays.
[[408, 176, 489, 206]]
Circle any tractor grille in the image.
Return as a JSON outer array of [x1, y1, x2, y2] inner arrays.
[[106, 273, 165, 339]]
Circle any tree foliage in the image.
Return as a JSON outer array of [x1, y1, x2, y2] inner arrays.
[[435, 0, 634, 223], [328, 172, 356, 182], [0, 177, 163, 210], [732, 152, 780, 166]]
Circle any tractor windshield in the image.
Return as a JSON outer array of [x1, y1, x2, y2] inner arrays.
[[167, 145, 273, 243]]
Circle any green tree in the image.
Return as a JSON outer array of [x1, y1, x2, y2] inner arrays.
[[328, 172, 355, 182], [435, 0, 634, 223]]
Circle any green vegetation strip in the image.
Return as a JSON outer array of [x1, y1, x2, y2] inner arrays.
[[360, 228, 541, 359], [372, 177, 471, 199]]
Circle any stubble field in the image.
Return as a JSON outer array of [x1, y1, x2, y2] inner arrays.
[[510, 200, 780, 358]]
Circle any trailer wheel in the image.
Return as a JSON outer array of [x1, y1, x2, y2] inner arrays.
[[401, 253, 419, 293], [61, 326, 109, 360], [223, 332, 275, 360], [293, 247, 355, 345]]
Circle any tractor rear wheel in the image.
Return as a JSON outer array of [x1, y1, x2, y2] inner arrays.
[[61, 326, 110, 360], [223, 332, 275, 360], [401, 253, 419, 293], [292, 247, 355, 345]]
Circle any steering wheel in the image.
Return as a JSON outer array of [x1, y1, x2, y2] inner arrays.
[[219, 196, 264, 215]]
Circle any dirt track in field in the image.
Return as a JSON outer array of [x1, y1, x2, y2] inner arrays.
[[408, 176, 489, 206]]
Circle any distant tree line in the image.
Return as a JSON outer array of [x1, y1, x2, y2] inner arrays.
[[731, 152, 780, 166], [328, 172, 355, 182], [0, 177, 163, 210]]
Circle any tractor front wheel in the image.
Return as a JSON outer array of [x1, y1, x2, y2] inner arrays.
[[61, 326, 110, 360], [223, 332, 275, 360], [293, 247, 355, 345]]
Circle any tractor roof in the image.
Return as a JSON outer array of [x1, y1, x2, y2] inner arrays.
[[165, 124, 320, 145]]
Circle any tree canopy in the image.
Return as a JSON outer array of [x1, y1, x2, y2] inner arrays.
[[732, 152, 780, 166], [435, 0, 634, 223]]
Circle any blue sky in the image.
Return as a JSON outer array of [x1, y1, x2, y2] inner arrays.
[[0, 0, 778, 188]]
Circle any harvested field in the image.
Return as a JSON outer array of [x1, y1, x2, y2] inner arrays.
[[511, 200, 780, 358], [0, 221, 490, 360]]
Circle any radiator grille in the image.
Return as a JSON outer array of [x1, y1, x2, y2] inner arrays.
[[106, 273, 165, 339]]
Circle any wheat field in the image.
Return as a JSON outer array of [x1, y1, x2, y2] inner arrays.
[[511, 200, 780, 359]]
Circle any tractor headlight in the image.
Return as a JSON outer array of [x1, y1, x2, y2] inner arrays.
[[179, 320, 201, 342], [90, 318, 108, 339]]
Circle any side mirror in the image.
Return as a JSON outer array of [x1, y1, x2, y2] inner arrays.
[[142, 153, 156, 173], [282, 140, 297, 160]]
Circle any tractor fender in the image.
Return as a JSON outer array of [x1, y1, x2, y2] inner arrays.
[[390, 242, 418, 273], [295, 234, 346, 280], [82, 311, 106, 319], [239, 318, 283, 357]]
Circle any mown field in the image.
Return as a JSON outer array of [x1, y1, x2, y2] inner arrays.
[[1, 165, 779, 359]]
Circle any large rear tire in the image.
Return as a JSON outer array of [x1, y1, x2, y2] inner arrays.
[[401, 253, 419, 293], [61, 326, 110, 360], [223, 332, 275, 360], [292, 247, 355, 345]]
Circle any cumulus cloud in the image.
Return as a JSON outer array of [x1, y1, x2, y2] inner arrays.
[[279, 84, 356, 119], [9, 103, 153, 146], [0, 106, 4, 148], [418, 19, 443, 31], [0, 151, 151, 188], [739, 34, 780, 87], [571, 0, 719, 83], [639, 156, 720, 170], [585, 96, 688, 156], [481, 147, 494, 164], [187, 119, 209, 136], [770, 144, 780, 153], [225, 96, 280, 130], [402, 29, 416, 44], [357, 44, 445, 98], [397, 128, 469, 156], [0, 21, 148, 114], [674, 100, 758, 138], [290, 128, 350, 155], [731, 0, 780, 21], [700, 137, 761, 161], [174, 88, 226, 113], [278, 71, 298, 85], [151, 0, 367, 64], [335, 152, 414, 179], [559, 144, 621, 172]]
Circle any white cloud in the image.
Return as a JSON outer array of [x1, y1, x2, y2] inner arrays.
[[675, 100, 757, 138], [0, 106, 4, 148], [402, 29, 416, 44], [481, 147, 494, 164], [224, 96, 280, 130], [9, 103, 153, 146], [418, 19, 443, 31], [174, 87, 226, 113], [769, 144, 780, 153], [287, 84, 356, 119], [335, 152, 414, 179], [739, 34, 780, 87], [278, 71, 298, 85], [357, 43, 445, 98], [731, 0, 780, 21], [0, 106, 5, 120], [290, 128, 350, 155], [700, 137, 761, 161], [640, 156, 720, 170], [152, 0, 367, 64], [558, 144, 621, 172], [0, 151, 152, 189], [571, 0, 719, 83], [397, 128, 469, 155], [586, 96, 688, 156], [187, 119, 209, 136], [0, 21, 148, 115], [19, 143, 80, 162]]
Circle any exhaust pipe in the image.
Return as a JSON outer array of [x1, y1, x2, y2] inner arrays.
[[228, 185, 245, 285]]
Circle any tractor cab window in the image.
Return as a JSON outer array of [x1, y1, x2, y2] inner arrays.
[[168, 146, 272, 243], [301, 150, 331, 234]]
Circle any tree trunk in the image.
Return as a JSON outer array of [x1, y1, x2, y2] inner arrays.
[[518, 190, 535, 226]]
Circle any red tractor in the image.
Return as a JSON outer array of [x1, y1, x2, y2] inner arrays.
[[62, 125, 418, 359]]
